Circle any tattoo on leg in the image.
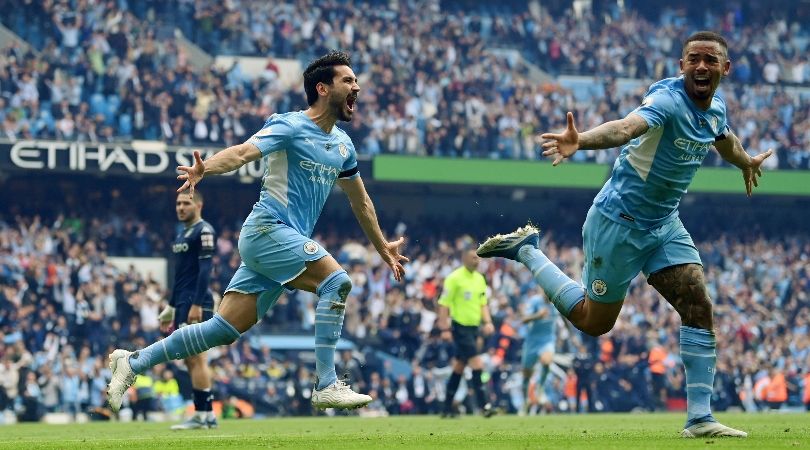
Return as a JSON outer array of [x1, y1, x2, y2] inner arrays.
[[330, 281, 352, 311], [648, 264, 713, 329]]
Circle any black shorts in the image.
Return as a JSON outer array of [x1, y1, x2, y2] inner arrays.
[[451, 322, 481, 361], [172, 291, 214, 329]]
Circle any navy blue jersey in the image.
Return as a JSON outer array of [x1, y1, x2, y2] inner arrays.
[[170, 219, 216, 306]]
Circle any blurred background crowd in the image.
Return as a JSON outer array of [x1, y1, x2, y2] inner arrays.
[[0, 0, 808, 422], [1, 210, 808, 419], [0, 0, 809, 168]]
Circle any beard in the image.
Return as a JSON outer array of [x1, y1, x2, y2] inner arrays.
[[331, 96, 353, 122]]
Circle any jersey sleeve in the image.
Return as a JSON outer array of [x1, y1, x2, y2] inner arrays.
[[198, 224, 215, 259], [477, 276, 488, 306], [338, 140, 360, 179], [438, 274, 456, 308], [527, 297, 540, 315], [632, 88, 678, 130], [713, 93, 731, 141], [247, 115, 295, 157]]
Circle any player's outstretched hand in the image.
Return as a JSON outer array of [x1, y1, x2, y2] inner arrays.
[[743, 148, 773, 197], [177, 150, 206, 194], [381, 236, 409, 282], [538, 111, 579, 166]]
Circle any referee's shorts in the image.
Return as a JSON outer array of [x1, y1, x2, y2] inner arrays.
[[451, 321, 481, 361]]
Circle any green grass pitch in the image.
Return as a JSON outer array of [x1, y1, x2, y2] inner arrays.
[[1, 413, 807, 449]]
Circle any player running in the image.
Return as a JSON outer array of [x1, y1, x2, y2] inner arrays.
[[158, 190, 218, 429], [519, 290, 558, 415], [107, 51, 408, 413], [477, 31, 771, 437]]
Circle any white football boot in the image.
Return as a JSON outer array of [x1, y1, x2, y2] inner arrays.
[[311, 379, 372, 410], [681, 421, 748, 438], [107, 349, 136, 412]]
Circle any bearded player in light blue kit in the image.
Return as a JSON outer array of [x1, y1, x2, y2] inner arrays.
[[477, 32, 772, 437], [107, 51, 408, 412]]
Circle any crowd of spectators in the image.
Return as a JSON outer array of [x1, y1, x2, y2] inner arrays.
[[1, 0, 809, 169], [1, 211, 808, 421]]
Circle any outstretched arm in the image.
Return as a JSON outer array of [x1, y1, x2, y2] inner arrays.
[[713, 131, 773, 197], [176, 143, 262, 193], [337, 176, 409, 281], [539, 112, 649, 166], [521, 308, 549, 324]]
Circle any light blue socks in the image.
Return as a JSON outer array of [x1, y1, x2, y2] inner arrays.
[[680, 326, 717, 427], [518, 246, 585, 316], [129, 314, 240, 374], [314, 270, 352, 390], [539, 364, 550, 386]]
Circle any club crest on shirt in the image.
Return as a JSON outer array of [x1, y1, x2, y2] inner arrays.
[[591, 279, 608, 296], [303, 241, 319, 255], [338, 143, 348, 158]]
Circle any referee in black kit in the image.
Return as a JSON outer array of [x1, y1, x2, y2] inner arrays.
[[437, 248, 495, 418]]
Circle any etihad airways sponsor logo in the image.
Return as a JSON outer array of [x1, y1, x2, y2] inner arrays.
[[673, 138, 711, 162], [299, 159, 340, 185]]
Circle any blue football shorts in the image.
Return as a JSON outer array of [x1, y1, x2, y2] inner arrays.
[[581, 205, 701, 303], [225, 221, 330, 318], [521, 339, 555, 369]]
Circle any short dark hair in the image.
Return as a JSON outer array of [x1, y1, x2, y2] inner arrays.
[[683, 31, 729, 57], [303, 50, 352, 106], [178, 189, 203, 204]]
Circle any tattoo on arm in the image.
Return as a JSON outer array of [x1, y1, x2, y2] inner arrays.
[[578, 114, 648, 150]]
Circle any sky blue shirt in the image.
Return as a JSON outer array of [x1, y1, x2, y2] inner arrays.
[[525, 294, 557, 342], [243, 111, 359, 236], [594, 76, 728, 229]]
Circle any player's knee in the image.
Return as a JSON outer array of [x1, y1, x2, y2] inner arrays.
[[318, 269, 352, 312], [581, 322, 613, 337]]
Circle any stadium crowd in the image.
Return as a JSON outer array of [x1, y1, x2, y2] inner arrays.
[[1, 212, 808, 421], [1, 0, 809, 169]]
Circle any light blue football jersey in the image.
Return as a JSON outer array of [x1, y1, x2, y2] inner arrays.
[[243, 111, 360, 236], [594, 76, 728, 229], [525, 294, 557, 342]]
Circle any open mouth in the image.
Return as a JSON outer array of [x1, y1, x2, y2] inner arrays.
[[693, 76, 711, 89], [346, 94, 357, 112]]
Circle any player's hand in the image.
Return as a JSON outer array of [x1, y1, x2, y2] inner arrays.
[[177, 150, 206, 195], [187, 304, 203, 324], [742, 148, 773, 197], [482, 322, 495, 336], [380, 236, 409, 282], [539, 112, 579, 166], [159, 305, 175, 333]]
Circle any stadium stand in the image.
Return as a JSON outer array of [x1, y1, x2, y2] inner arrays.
[[1, 210, 808, 418], [0, 0, 808, 168], [0, 0, 808, 424]]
